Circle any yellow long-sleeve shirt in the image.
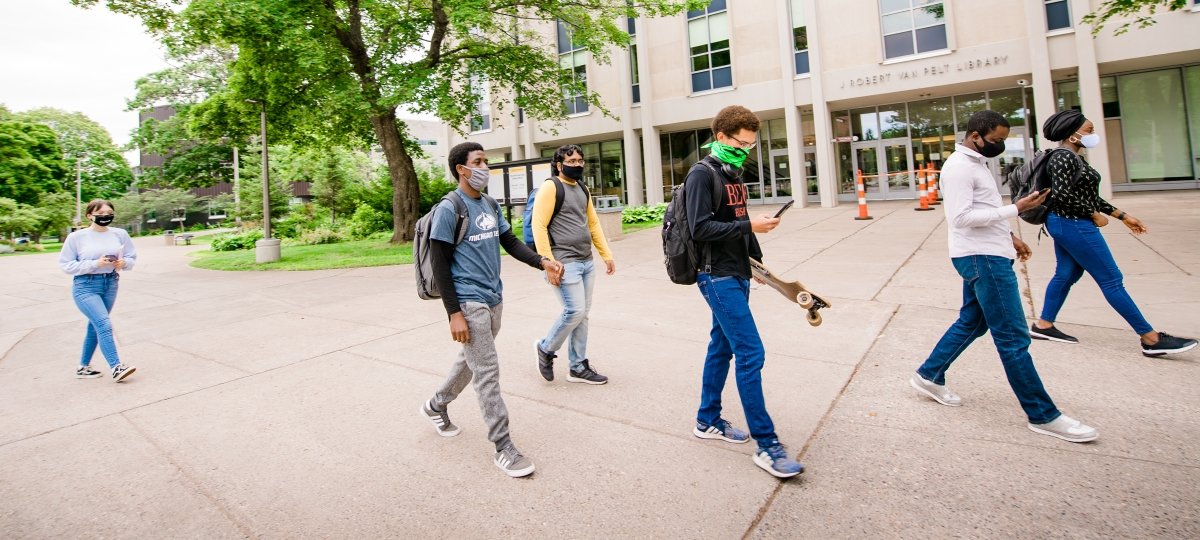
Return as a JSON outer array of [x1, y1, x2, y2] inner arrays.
[[531, 177, 613, 262]]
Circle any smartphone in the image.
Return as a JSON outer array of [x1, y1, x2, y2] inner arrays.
[[773, 200, 795, 219], [103, 254, 118, 262]]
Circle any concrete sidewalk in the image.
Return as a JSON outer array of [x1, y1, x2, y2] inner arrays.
[[1, 192, 1197, 538]]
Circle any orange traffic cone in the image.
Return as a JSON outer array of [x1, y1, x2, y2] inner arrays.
[[915, 168, 934, 211], [926, 163, 941, 204], [854, 170, 873, 220]]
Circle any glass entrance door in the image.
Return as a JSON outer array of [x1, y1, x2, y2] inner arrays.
[[851, 143, 882, 199], [769, 148, 792, 201], [882, 142, 915, 198]]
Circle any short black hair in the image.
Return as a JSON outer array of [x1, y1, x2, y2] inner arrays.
[[552, 144, 583, 174], [965, 110, 1010, 139], [448, 141, 484, 173]]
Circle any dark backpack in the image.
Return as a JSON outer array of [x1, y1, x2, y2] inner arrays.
[[1004, 148, 1080, 225], [522, 177, 590, 248], [662, 159, 722, 285], [413, 191, 500, 300]]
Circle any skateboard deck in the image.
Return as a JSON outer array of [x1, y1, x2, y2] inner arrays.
[[749, 259, 832, 327]]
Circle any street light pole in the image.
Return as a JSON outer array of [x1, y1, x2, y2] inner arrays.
[[74, 159, 82, 226], [246, 98, 280, 263], [232, 145, 241, 225]]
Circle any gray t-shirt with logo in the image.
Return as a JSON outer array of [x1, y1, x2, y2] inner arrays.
[[429, 189, 511, 307]]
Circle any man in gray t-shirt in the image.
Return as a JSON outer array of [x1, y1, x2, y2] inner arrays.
[[419, 142, 562, 479]]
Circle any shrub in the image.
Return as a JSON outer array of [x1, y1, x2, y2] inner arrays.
[[210, 229, 264, 252], [622, 203, 667, 224], [346, 204, 392, 239], [297, 228, 344, 245]]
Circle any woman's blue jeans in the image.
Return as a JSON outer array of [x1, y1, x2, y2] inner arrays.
[[1041, 213, 1153, 335], [917, 256, 1060, 425], [696, 273, 778, 448], [72, 273, 121, 368]]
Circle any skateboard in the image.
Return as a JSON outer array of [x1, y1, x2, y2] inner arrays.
[[749, 259, 832, 327]]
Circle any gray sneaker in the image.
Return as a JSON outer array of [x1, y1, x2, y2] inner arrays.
[[1028, 414, 1098, 443], [494, 443, 535, 478], [909, 373, 961, 407], [420, 399, 460, 437]]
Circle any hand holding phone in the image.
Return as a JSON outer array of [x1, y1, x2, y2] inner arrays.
[[773, 200, 795, 219]]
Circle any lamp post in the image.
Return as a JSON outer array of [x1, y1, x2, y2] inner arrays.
[[245, 99, 280, 263], [74, 159, 82, 227]]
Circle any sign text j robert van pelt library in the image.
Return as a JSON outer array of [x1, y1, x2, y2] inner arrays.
[[841, 55, 1011, 89]]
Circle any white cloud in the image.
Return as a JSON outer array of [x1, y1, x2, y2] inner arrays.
[[0, 0, 170, 147]]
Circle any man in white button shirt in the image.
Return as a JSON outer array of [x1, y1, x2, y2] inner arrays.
[[909, 110, 1098, 443]]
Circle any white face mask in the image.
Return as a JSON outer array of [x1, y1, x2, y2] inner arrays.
[[463, 166, 489, 190], [1079, 133, 1101, 149]]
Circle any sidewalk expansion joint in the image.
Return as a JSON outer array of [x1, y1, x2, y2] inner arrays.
[[740, 304, 901, 540], [870, 215, 944, 303], [1131, 233, 1193, 276], [119, 412, 258, 538]]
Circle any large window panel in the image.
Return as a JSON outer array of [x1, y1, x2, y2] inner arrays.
[[1045, 0, 1071, 31], [790, 0, 810, 75], [953, 92, 986, 133], [880, 1, 947, 60], [688, 2, 732, 93], [1118, 70, 1192, 181], [558, 20, 589, 115], [1186, 66, 1200, 179]]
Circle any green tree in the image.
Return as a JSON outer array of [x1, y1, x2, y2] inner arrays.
[[74, 0, 703, 242], [31, 191, 76, 242], [0, 121, 69, 204], [236, 144, 293, 224], [277, 146, 369, 225], [14, 108, 133, 200], [1083, 0, 1192, 35], [0, 198, 42, 239]]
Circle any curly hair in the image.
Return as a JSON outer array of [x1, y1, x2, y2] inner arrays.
[[711, 105, 760, 137], [448, 141, 484, 174], [552, 144, 584, 175]]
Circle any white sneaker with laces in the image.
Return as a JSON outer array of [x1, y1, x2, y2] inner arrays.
[[909, 373, 961, 407], [1028, 414, 1098, 443]]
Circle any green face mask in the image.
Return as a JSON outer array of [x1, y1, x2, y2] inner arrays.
[[703, 141, 750, 169]]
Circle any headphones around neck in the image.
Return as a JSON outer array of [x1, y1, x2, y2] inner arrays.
[[705, 155, 743, 180]]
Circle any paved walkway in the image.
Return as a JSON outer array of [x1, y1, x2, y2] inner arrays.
[[1, 192, 1197, 538]]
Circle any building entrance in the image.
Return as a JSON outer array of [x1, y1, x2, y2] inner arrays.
[[851, 140, 914, 200]]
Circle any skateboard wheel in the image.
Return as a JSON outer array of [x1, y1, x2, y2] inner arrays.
[[795, 291, 814, 309], [806, 310, 822, 327]]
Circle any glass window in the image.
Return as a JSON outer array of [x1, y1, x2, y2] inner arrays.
[[1118, 69, 1193, 182], [880, 0, 947, 60], [879, 103, 909, 139], [1055, 77, 1120, 118], [909, 98, 955, 169], [629, 17, 640, 104], [987, 88, 1027, 128], [1045, 0, 1071, 31], [790, 0, 810, 75], [953, 92, 986, 133], [558, 20, 589, 115], [688, 2, 732, 92], [1186, 66, 1200, 179], [851, 107, 880, 141], [469, 76, 491, 132], [599, 140, 624, 199]]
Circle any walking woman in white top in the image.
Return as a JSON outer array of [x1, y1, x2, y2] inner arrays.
[[58, 199, 137, 382]]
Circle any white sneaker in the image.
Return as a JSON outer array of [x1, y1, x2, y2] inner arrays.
[[1028, 414, 1098, 443], [909, 373, 961, 407]]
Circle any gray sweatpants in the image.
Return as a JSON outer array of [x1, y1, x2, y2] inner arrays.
[[433, 302, 512, 451]]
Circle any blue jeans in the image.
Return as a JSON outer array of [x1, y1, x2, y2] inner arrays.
[[539, 260, 595, 371], [917, 256, 1060, 425], [696, 273, 778, 447], [72, 273, 121, 368], [1041, 213, 1153, 335]]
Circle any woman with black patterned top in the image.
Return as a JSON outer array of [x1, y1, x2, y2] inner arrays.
[[1030, 110, 1197, 357]]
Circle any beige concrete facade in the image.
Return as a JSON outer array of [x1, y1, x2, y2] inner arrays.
[[450, 0, 1200, 207]]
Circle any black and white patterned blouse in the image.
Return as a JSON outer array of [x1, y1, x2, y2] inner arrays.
[[1046, 149, 1116, 220]]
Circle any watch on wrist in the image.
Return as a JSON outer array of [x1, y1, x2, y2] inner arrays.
[[1117, 211, 1127, 221]]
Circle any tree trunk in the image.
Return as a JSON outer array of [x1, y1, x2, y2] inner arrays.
[[371, 111, 419, 243]]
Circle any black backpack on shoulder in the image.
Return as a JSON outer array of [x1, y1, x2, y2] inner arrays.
[[1003, 148, 1080, 225], [662, 160, 722, 285]]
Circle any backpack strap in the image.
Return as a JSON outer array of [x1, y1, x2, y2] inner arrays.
[[694, 158, 727, 274], [444, 191, 469, 245], [545, 176, 592, 248]]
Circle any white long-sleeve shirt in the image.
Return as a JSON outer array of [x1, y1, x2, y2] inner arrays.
[[57, 227, 138, 276], [940, 144, 1017, 259]]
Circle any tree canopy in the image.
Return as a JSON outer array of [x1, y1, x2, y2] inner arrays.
[[74, 0, 704, 242], [13, 107, 133, 200], [0, 121, 69, 205], [1083, 0, 1193, 35]]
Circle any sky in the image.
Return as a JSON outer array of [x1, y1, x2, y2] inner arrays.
[[0, 1, 170, 148]]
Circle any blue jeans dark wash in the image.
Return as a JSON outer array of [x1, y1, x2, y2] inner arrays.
[[1041, 212, 1153, 335], [917, 256, 1060, 425], [72, 273, 121, 368], [696, 273, 778, 448]]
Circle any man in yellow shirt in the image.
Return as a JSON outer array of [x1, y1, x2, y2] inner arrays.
[[531, 144, 616, 384]]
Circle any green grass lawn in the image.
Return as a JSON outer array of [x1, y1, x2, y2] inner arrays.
[[622, 220, 662, 233], [0, 242, 63, 257], [190, 239, 413, 271]]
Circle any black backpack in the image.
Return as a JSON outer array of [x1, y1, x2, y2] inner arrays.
[[662, 159, 722, 285], [1003, 148, 1080, 225]]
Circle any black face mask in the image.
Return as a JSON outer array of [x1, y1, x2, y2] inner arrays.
[[93, 215, 115, 226], [973, 136, 1006, 158], [561, 165, 584, 181]]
